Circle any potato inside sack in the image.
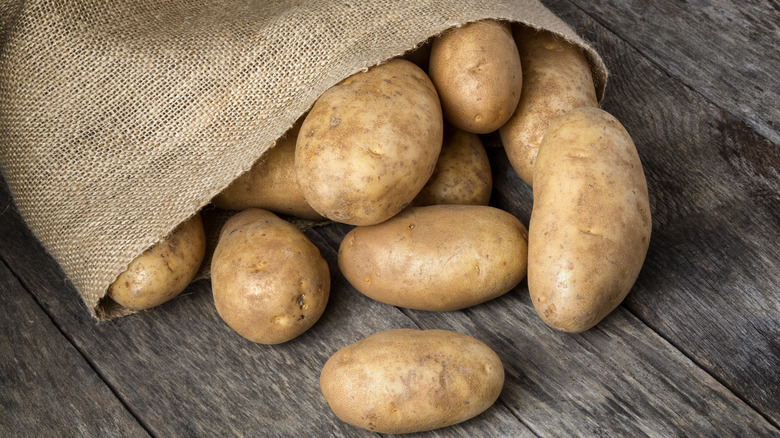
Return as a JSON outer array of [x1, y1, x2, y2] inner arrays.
[[413, 124, 492, 207], [107, 213, 206, 311], [211, 120, 323, 221], [499, 25, 599, 186], [338, 205, 528, 311], [320, 329, 504, 434], [295, 59, 443, 226], [429, 19, 522, 134], [211, 208, 330, 344], [528, 107, 651, 333]]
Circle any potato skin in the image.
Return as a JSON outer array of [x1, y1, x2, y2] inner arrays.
[[338, 205, 528, 311], [429, 20, 522, 134], [413, 125, 492, 206], [108, 214, 206, 310], [320, 329, 504, 434], [499, 26, 598, 186], [295, 59, 443, 226], [528, 107, 651, 332], [211, 121, 323, 221], [211, 209, 330, 344]]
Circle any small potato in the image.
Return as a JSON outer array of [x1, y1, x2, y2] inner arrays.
[[529, 107, 651, 333], [211, 121, 323, 221], [429, 20, 522, 134], [211, 209, 330, 344], [296, 59, 443, 226], [499, 26, 598, 185], [320, 329, 504, 434], [413, 125, 492, 206], [339, 205, 528, 311], [108, 213, 206, 310]]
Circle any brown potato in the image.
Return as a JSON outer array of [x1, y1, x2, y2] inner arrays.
[[528, 107, 651, 332], [338, 205, 528, 311], [499, 26, 598, 185], [295, 59, 443, 226], [107, 213, 206, 310], [429, 20, 522, 134], [211, 121, 323, 221], [320, 329, 504, 434], [211, 208, 330, 344], [413, 125, 492, 206]]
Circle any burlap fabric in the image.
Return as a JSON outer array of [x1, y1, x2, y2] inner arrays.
[[0, 0, 606, 320]]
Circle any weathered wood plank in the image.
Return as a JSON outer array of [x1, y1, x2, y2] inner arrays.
[[0, 179, 532, 437], [0, 259, 149, 437], [521, 0, 780, 426], [560, 0, 780, 145]]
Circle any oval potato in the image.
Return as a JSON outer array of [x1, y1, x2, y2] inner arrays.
[[295, 59, 443, 225], [528, 107, 651, 332], [108, 213, 206, 310], [211, 121, 323, 220], [413, 125, 492, 206], [429, 20, 522, 134], [339, 205, 528, 311], [320, 329, 504, 434], [211, 208, 330, 344], [499, 26, 598, 185]]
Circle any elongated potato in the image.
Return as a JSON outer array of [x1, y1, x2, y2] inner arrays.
[[211, 209, 330, 344], [211, 121, 323, 220], [320, 329, 504, 434], [499, 26, 598, 185], [528, 107, 651, 332], [414, 125, 492, 206], [429, 20, 522, 134], [339, 205, 528, 311], [108, 213, 206, 310], [296, 59, 443, 226]]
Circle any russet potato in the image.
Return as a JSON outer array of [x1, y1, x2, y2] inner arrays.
[[528, 107, 651, 332], [107, 213, 206, 310], [320, 329, 504, 434], [295, 58, 443, 226], [211, 208, 330, 344], [338, 205, 528, 311]]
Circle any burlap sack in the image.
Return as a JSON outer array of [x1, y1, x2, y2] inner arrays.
[[0, 0, 606, 320]]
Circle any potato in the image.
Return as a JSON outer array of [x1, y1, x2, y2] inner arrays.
[[499, 26, 598, 186], [211, 208, 330, 344], [429, 20, 522, 134], [528, 107, 651, 332], [413, 125, 492, 206], [107, 213, 206, 310], [320, 329, 504, 434], [295, 59, 443, 226], [338, 205, 528, 311], [211, 121, 323, 221]]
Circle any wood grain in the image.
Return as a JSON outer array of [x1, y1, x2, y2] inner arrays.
[[0, 260, 148, 437], [560, 0, 780, 145]]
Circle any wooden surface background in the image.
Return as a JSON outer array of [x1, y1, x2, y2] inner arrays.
[[1, 0, 779, 436]]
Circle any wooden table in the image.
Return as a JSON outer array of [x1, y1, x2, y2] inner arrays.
[[2, 0, 778, 436]]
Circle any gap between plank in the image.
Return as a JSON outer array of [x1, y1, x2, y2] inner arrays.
[[0, 254, 156, 438]]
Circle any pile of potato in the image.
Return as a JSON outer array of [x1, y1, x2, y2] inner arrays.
[[106, 20, 651, 434]]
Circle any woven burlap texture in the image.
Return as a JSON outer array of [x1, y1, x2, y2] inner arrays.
[[0, 0, 607, 320]]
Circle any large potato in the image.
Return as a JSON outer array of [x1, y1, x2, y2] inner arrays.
[[211, 121, 323, 220], [413, 125, 492, 206], [295, 59, 443, 226], [499, 26, 598, 185], [320, 329, 504, 434], [528, 107, 651, 332], [429, 20, 522, 134], [211, 208, 330, 344], [108, 213, 206, 310], [339, 205, 528, 311]]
